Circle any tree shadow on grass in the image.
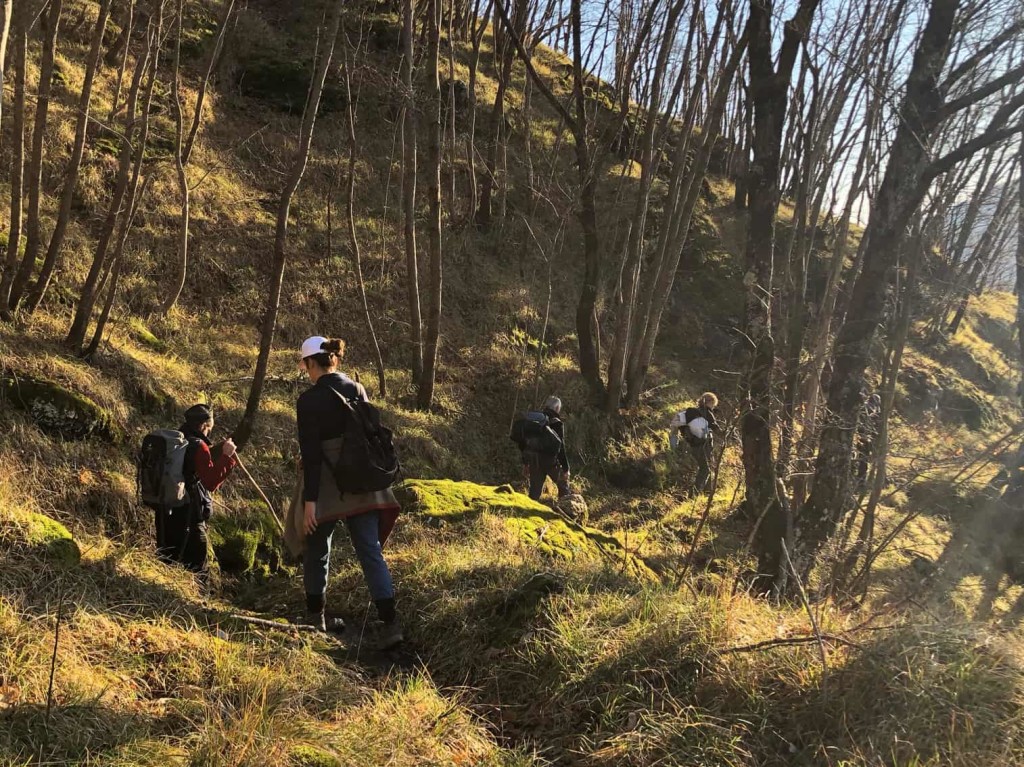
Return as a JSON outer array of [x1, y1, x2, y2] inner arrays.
[[0, 702, 180, 765]]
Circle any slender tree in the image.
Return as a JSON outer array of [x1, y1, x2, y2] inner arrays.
[[742, 0, 821, 594], [418, 0, 444, 409], [0, 0, 27, 316], [8, 0, 64, 312], [24, 0, 112, 314], [234, 0, 344, 447], [400, 0, 424, 385]]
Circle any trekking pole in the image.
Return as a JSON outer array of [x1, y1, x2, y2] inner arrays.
[[233, 455, 286, 535]]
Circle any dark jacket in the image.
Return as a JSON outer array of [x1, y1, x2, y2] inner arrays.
[[296, 372, 368, 503], [178, 425, 236, 518], [521, 409, 569, 473], [686, 405, 719, 433]]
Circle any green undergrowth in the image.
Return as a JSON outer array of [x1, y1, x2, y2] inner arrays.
[[397, 479, 657, 581]]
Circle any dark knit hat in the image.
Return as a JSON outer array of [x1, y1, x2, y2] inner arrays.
[[183, 403, 213, 427]]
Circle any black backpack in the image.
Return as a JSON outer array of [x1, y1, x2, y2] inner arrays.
[[137, 429, 190, 509], [323, 389, 400, 494], [510, 411, 563, 456]]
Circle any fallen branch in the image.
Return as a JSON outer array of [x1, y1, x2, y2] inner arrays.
[[720, 633, 860, 655]]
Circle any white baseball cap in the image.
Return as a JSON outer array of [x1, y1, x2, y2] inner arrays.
[[300, 336, 329, 359]]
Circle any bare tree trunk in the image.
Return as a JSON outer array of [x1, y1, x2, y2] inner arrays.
[[234, 0, 344, 448], [401, 0, 424, 385], [1016, 130, 1024, 376], [66, 41, 149, 350], [0, 0, 12, 149], [743, 0, 820, 595], [85, 9, 164, 357], [25, 0, 112, 315], [465, 0, 492, 221], [160, 0, 237, 315], [417, 0, 444, 410], [342, 37, 387, 399], [476, 0, 517, 230], [0, 3, 26, 316], [623, 17, 747, 406], [800, 0, 960, 559], [107, 0, 135, 122], [8, 0, 63, 313]]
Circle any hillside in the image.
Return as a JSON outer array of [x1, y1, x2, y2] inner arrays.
[[3, 1, 1024, 765]]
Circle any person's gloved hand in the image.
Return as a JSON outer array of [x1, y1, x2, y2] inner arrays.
[[222, 438, 237, 458]]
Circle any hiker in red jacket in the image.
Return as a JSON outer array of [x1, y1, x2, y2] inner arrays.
[[156, 404, 237, 572]]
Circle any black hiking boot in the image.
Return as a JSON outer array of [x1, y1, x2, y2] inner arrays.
[[305, 592, 345, 634], [374, 598, 403, 650]]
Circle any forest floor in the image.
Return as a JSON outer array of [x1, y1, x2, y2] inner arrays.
[[3, 1, 1024, 765]]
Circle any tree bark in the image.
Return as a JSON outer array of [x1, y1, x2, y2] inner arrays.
[[1016, 129, 1024, 376], [8, 0, 63, 313], [66, 41, 149, 351], [799, 0, 960, 560], [234, 0, 344, 448], [85, 9, 164, 358], [25, 0, 112, 315], [417, 0, 443, 410], [0, 0, 12, 150], [0, 3, 26, 315], [341, 39, 387, 399], [401, 0, 424, 385], [742, 0, 821, 595]]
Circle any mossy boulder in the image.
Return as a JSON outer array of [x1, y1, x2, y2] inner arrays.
[[209, 505, 281, 575], [0, 375, 122, 442], [396, 479, 656, 581], [0, 508, 81, 567]]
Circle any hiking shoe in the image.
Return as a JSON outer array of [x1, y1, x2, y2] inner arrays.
[[376, 620, 404, 650]]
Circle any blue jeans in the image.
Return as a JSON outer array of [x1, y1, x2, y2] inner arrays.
[[302, 511, 394, 601]]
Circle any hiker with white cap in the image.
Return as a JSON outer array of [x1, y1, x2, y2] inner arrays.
[[668, 392, 719, 496], [289, 335, 403, 649], [510, 395, 571, 501]]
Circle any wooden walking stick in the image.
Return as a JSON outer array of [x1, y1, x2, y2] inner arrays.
[[233, 454, 285, 535]]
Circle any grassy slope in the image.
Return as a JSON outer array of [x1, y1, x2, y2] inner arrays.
[[3, 1, 1024, 764]]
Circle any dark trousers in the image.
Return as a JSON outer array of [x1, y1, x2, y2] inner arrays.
[[690, 439, 713, 494], [525, 453, 569, 501], [155, 505, 208, 572]]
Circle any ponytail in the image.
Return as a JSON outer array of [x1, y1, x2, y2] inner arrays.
[[306, 338, 345, 370]]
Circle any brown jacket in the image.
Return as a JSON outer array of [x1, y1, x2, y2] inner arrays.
[[284, 437, 400, 557]]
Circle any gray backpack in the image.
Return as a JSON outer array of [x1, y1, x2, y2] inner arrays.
[[137, 429, 190, 509]]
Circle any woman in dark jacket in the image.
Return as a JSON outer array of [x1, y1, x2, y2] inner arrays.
[[295, 335, 402, 648]]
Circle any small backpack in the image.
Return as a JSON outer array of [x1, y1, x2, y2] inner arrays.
[[323, 389, 400, 495], [138, 429, 190, 509], [510, 411, 563, 456]]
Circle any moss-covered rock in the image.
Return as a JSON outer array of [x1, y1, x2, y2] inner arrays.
[[0, 375, 122, 442], [209, 505, 281, 575], [0, 508, 81, 567], [396, 479, 656, 581]]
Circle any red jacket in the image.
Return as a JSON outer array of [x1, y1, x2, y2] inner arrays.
[[192, 440, 236, 492]]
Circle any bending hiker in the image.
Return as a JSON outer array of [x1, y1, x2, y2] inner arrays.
[[511, 396, 570, 501], [294, 336, 402, 648], [669, 392, 719, 496], [139, 404, 237, 574]]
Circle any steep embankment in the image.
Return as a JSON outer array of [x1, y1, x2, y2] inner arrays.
[[4, 1, 1024, 765]]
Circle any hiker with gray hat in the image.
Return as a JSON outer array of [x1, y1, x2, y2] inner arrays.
[[511, 396, 571, 501]]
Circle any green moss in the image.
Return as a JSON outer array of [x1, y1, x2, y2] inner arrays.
[[0, 376, 122, 443], [128, 320, 168, 353], [397, 480, 656, 581], [3, 509, 81, 567], [210, 505, 280, 575], [289, 744, 341, 767]]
